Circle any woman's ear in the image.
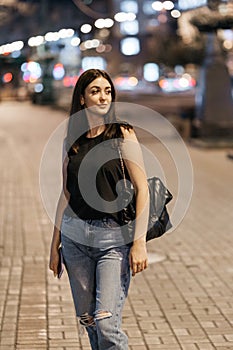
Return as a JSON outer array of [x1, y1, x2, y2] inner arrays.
[[80, 96, 85, 106]]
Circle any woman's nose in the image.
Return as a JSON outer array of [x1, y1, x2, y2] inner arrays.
[[99, 92, 106, 100]]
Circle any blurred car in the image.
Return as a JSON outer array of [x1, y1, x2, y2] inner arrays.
[[158, 74, 196, 93]]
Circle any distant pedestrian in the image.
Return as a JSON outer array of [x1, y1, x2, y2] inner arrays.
[[49, 69, 149, 349]]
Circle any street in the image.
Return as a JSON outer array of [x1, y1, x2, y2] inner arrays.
[[0, 101, 233, 350]]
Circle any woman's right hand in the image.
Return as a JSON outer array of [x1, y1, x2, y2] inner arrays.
[[49, 247, 60, 277]]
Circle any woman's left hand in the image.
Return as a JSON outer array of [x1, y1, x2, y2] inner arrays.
[[129, 239, 148, 276]]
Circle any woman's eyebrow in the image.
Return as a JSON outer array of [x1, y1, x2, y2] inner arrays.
[[89, 85, 111, 89]]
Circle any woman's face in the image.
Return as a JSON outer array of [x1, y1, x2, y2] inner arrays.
[[81, 76, 112, 116]]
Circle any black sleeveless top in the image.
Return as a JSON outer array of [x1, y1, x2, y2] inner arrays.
[[64, 131, 132, 223]]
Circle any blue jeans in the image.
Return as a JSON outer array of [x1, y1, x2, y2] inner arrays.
[[61, 216, 131, 350]]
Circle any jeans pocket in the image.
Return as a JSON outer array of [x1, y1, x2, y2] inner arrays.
[[62, 214, 73, 224]]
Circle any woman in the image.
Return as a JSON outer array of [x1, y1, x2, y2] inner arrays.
[[49, 69, 149, 350]]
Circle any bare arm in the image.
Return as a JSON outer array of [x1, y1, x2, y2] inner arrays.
[[121, 127, 149, 276], [49, 152, 70, 276]]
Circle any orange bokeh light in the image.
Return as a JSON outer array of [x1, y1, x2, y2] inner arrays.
[[3, 72, 13, 83]]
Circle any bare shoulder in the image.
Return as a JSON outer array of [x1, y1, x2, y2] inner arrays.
[[120, 124, 137, 141]]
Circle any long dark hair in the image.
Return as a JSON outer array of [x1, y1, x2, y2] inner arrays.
[[66, 69, 132, 154]]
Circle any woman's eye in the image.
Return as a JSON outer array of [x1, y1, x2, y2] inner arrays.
[[106, 90, 111, 95]]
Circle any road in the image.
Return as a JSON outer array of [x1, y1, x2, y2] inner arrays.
[[0, 101, 233, 350]]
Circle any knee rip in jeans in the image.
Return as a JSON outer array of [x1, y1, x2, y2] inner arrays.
[[80, 313, 95, 327], [79, 310, 112, 328], [95, 310, 112, 321]]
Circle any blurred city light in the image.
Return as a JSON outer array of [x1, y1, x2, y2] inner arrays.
[[113, 76, 139, 90], [174, 65, 185, 75], [28, 29, 75, 47], [98, 28, 110, 39], [120, 20, 139, 35], [218, 29, 233, 50], [104, 44, 112, 52], [91, 39, 100, 47], [152, 1, 163, 11], [104, 18, 114, 28], [81, 56, 106, 70], [96, 44, 112, 53], [159, 74, 196, 92], [114, 12, 136, 22], [71, 37, 81, 46], [178, 0, 207, 10], [34, 83, 44, 93], [152, 0, 174, 11], [2, 72, 13, 83], [21, 61, 42, 83], [171, 9, 181, 18], [95, 18, 106, 29], [163, 1, 174, 10], [45, 32, 60, 42], [80, 24, 92, 33], [63, 76, 78, 87], [120, 1, 138, 13], [143, 63, 159, 82], [53, 63, 65, 80], [143, 1, 157, 14], [223, 40, 233, 50], [11, 51, 21, 58], [58, 28, 74, 38], [128, 76, 138, 86], [80, 39, 100, 51], [0, 40, 24, 54], [120, 37, 140, 55], [179, 77, 190, 88], [28, 36, 44, 47], [21, 63, 27, 72], [95, 18, 114, 29], [96, 44, 105, 53]]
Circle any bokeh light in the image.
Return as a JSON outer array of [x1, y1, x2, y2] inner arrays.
[[21, 61, 42, 83], [95, 18, 106, 29], [28, 36, 44, 47], [163, 1, 174, 10], [152, 1, 163, 11], [34, 83, 44, 93], [120, 20, 139, 35], [71, 37, 81, 46], [114, 12, 136, 22], [81, 56, 106, 70], [178, 0, 207, 10], [120, 37, 140, 55], [171, 9, 181, 18], [0, 40, 24, 54], [53, 63, 65, 80], [58, 28, 74, 38], [120, 1, 138, 13], [45, 32, 60, 42], [80, 24, 92, 34], [63, 76, 78, 87], [143, 63, 159, 82], [2, 72, 13, 83]]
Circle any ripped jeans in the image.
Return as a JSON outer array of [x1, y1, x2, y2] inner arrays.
[[61, 215, 131, 350]]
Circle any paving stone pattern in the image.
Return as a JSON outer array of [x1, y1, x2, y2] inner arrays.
[[0, 102, 233, 350]]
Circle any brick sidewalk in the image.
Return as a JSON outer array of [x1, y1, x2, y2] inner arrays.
[[0, 101, 233, 350]]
